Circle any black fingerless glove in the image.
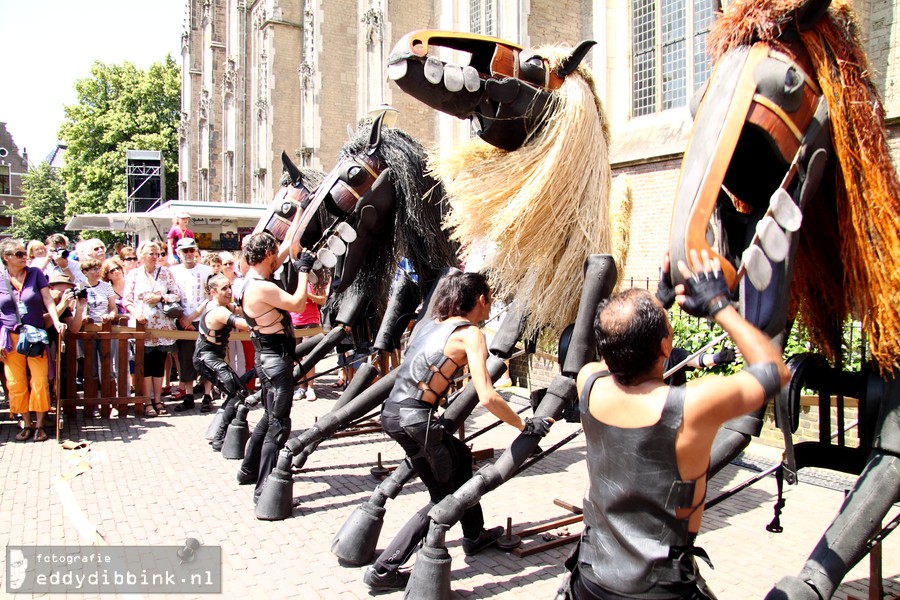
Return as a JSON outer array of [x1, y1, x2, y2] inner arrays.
[[714, 346, 736, 365], [522, 417, 553, 437], [655, 265, 676, 310], [680, 269, 731, 319], [297, 251, 316, 273]]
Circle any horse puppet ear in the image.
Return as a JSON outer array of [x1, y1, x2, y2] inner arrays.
[[366, 111, 386, 156], [791, 0, 832, 32], [282, 151, 303, 187], [555, 40, 597, 77]]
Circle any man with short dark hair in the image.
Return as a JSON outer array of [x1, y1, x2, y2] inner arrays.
[[565, 249, 790, 600], [236, 227, 313, 503]]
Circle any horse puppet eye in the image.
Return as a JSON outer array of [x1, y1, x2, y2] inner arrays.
[[519, 52, 548, 87], [345, 165, 365, 186]]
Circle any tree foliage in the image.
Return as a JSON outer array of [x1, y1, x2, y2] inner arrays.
[[6, 161, 68, 242], [59, 56, 180, 220]]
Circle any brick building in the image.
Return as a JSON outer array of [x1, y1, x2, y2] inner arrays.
[[0, 122, 29, 230], [180, 0, 899, 283]]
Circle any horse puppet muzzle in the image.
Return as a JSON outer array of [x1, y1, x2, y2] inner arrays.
[[669, 42, 830, 335]]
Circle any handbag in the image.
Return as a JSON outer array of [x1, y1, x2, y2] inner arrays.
[[161, 301, 185, 318], [4, 271, 47, 357], [16, 324, 48, 357], [153, 267, 185, 318]]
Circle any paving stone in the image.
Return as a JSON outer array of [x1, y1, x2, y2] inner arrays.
[[2, 369, 898, 599]]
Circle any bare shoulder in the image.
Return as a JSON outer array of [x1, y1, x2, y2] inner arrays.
[[577, 361, 605, 391]]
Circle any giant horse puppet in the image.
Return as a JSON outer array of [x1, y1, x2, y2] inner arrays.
[[668, 0, 900, 597], [325, 31, 631, 597], [252, 34, 626, 524], [250, 115, 467, 519]]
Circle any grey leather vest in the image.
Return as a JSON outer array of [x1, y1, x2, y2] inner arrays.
[[578, 371, 700, 596], [387, 319, 472, 410]]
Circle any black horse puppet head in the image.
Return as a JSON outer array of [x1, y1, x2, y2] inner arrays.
[[387, 30, 595, 151]]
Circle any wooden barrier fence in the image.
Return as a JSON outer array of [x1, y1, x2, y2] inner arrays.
[[59, 319, 322, 420]]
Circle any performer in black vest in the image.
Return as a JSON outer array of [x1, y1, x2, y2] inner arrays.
[[236, 231, 314, 502], [364, 271, 554, 591], [565, 249, 789, 600], [193, 275, 250, 451]]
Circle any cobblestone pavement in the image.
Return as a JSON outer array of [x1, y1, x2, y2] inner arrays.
[[1, 369, 898, 599]]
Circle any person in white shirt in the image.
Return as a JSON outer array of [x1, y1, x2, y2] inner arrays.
[[170, 237, 214, 411], [78, 257, 119, 387]]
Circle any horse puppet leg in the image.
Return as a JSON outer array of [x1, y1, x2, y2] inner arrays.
[[768, 370, 900, 600]]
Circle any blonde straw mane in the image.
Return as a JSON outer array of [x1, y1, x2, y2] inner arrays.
[[709, 0, 900, 372], [433, 47, 618, 337]]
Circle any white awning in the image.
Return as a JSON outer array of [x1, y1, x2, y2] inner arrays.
[[66, 201, 269, 232], [65, 213, 159, 233]]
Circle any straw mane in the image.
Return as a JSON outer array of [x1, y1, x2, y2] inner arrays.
[[709, 0, 900, 372], [433, 46, 620, 337]]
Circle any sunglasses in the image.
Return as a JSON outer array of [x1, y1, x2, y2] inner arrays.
[[6, 251, 26, 259], [93, 246, 105, 252], [109, 267, 123, 273], [123, 256, 137, 262], [181, 248, 197, 253]]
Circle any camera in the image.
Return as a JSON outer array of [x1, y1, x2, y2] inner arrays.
[[53, 248, 70, 260], [74, 284, 89, 300]]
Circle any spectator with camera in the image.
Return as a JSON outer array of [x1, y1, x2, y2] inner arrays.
[[0, 239, 65, 442], [170, 237, 214, 412], [122, 241, 181, 417], [39, 233, 86, 285], [46, 273, 88, 404]]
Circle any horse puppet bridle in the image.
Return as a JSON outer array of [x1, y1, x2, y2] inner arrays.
[[256, 114, 390, 295]]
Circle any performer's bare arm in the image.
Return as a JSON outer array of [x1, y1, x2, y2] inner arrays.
[[460, 325, 527, 431], [248, 279, 309, 316], [207, 305, 250, 331]]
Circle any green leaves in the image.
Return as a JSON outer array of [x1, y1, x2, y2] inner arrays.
[[7, 162, 68, 241], [58, 56, 180, 221]]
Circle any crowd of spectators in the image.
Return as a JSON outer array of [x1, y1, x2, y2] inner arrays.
[[4, 226, 265, 439]]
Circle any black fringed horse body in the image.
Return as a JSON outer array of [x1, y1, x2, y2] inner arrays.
[[668, 0, 899, 597], [251, 115, 465, 520]]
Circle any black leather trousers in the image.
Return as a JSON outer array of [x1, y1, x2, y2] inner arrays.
[[241, 337, 294, 501]]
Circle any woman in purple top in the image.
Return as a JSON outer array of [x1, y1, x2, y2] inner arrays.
[[0, 239, 65, 441]]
